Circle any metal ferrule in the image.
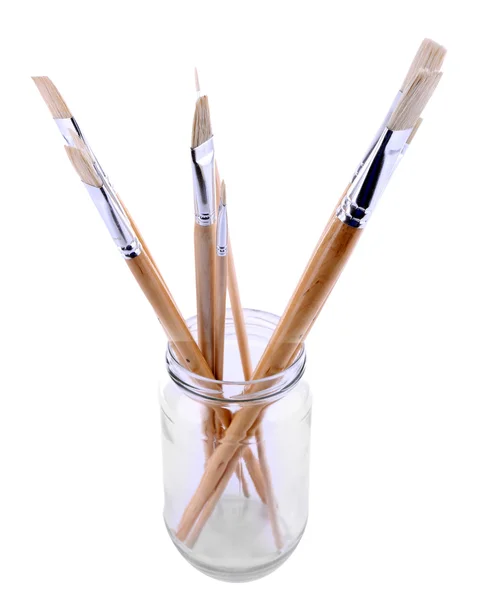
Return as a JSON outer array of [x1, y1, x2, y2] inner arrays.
[[216, 203, 228, 257], [337, 126, 412, 229], [395, 141, 410, 168], [191, 137, 216, 226], [83, 182, 142, 259], [351, 90, 402, 183]]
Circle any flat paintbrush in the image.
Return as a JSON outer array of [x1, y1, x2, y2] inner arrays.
[[191, 93, 216, 371], [193, 74, 264, 503], [214, 180, 228, 380]]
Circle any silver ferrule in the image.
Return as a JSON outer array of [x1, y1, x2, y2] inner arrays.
[[83, 182, 142, 259], [337, 126, 412, 229], [216, 203, 228, 257], [191, 137, 216, 226], [351, 90, 403, 183], [395, 141, 410, 168]]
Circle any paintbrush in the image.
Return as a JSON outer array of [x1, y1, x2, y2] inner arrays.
[[213, 163, 254, 381], [214, 181, 228, 379], [191, 87, 216, 371]]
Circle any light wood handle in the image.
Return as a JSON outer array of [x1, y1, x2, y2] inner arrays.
[[194, 223, 216, 371], [255, 217, 360, 378], [127, 251, 233, 427], [227, 242, 253, 380], [127, 252, 210, 375], [213, 254, 227, 380]]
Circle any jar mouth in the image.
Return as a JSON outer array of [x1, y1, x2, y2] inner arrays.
[[165, 308, 307, 402]]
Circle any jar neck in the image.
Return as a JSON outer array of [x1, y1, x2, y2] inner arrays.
[[165, 309, 306, 404]]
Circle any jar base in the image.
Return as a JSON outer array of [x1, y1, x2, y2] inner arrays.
[[166, 495, 306, 582]]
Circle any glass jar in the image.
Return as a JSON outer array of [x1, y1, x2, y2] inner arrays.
[[161, 309, 312, 582]]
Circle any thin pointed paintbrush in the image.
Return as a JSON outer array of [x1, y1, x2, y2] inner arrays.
[[213, 180, 251, 501], [213, 164, 282, 540], [214, 165, 254, 381], [214, 180, 228, 380], [176, 67, 444, 543]]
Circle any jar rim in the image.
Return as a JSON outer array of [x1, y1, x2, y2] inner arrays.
[[165, 308, 306, 401]]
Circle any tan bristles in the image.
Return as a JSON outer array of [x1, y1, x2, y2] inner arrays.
[[194, 68, 200, 94], [32, 76, 72, 119], [401, 39, 447, 92], [406, 118, 423, 144], [65, 146, 102, 187], [388, 69, 442, 131], [68, 128, 89, 154], [220, 180, 226, 206], [191, 96, 213, 147]]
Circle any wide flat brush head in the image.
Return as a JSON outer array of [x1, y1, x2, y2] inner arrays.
[[191, 95, 212, 148], [32, 76, 72, 119], [388, 69, 442, 131], [65, 146, 102, 187], [401, 39, 446, 92]]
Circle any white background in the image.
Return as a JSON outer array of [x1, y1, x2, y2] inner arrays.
[[0, 1, 478, 598]]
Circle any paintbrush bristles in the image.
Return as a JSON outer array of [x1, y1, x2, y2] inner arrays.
[[406, 118, 423, 144], [191, 96, 213, 148], [194, 68, 201, 94], [65, 146, 102, 187], [220, 181, 226, 206], [388, 69, 442, 131], [32, 76, 72, 119], [401, 39, 446, 92], [68, 129, 89, 153]]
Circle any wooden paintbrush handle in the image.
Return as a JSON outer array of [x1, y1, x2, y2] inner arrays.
[[176, 403, 262, 541], [214, 255, 227, 379], [254, 218, 361, 378], [185, 446, 243, 548], [127, 252, 207, 372], [194, 223, 216, 371], [227, 242, 253, 380], [126, 252, 229, 430], [119, 196, 188, 363]]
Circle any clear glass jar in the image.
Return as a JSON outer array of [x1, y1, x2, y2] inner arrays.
[[161, 309, 312, 582]]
